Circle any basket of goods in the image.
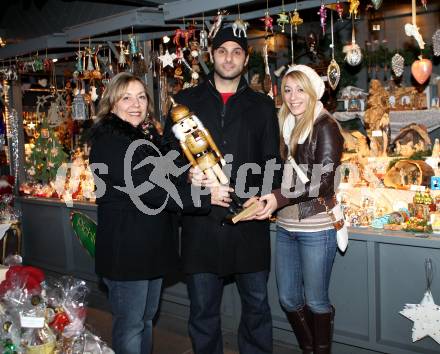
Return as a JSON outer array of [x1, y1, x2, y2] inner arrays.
[[26, 340, 56, 354]]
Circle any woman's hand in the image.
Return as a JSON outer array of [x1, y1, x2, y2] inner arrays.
[[254, 194, 278, 220], [189, 166, 218, 187], [210, 185, 234, 207], [238, 197, 266, 221]]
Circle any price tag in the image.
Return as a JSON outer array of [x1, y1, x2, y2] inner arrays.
[[410, 185, 425, 192], [20, 314, 45, 328], [372, 130, 383, 137]]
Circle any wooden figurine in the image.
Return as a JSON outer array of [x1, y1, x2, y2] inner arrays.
[[170, 100, 258, 223], [170, 100, 227, 185]]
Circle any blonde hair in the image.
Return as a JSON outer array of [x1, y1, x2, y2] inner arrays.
[[96, 72, 154, 122], [278, 70, 317, 156]]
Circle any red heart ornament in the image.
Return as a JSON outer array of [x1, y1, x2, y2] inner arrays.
[[411, 58, 432, 84]]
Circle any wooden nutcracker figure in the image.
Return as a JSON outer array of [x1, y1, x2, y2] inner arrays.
[[170, 99, 228, 184], [170, 99, 258, 223]]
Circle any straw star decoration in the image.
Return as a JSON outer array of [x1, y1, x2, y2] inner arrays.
[[400, 290, 440, 344], [158, 50, 177, 68]]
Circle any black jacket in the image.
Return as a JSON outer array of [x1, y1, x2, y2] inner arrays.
[[163, 74, 282, 276], [89, 114, 209, 280], [274, 111, 344, 219]]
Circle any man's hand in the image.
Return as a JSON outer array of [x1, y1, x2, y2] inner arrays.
[[189, 166, 218, 187], [210, 185, 234, 208]]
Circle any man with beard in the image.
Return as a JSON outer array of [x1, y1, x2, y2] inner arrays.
[[164, 27, 281, 354]]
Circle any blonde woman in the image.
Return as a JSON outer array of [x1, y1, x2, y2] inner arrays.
[[248, 65, 344, 353]]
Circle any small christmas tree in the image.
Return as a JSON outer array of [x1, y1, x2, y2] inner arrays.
[[27, 120, 68, 184]]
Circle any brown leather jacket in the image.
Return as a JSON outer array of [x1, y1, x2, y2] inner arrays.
[[273, 111, 344, 220]]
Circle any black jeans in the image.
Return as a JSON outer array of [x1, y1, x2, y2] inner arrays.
[[187, 271, 273, 354]]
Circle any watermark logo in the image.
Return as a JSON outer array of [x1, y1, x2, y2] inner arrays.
[[56, 139, 355, 215], [113, 139, 190, 215]]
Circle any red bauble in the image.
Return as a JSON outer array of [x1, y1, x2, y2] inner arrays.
[[50, 311, 70, 332], [411, 58, 433, 84]]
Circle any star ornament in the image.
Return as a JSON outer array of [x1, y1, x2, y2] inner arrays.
[[158, 50, 177, 68], [400, 290, 440, 344]]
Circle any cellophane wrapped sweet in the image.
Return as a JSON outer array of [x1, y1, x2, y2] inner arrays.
[[0, 265, 113, 353]]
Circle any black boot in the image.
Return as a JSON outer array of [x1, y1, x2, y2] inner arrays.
[[286, 307, 314, 354], [310, 306, 335, 354]]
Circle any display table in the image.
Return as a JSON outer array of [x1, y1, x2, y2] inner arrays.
[[17, 196, 97, 282], [17, 196, 440, 354]]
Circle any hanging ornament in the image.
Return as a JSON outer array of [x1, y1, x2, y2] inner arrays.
[[277, 0, 289, 33], [209, 10, 227, 39], [86, 47, 94, 72], [343, 18, 362, 66], [184, 25, 195, 47], [348, 0, 360, 19], [405, 0, 425, 50], [75, 49, 83, 74], [118, 40, 127, 66], [43, 58, 52, 73], [290, 10, 303, 33], [411, 57, 432, 84], [72, 92, 88, 121], [106, 47, 114, 77], [174, 66, 184, 80], [47, 102, 63, 127], [32, 55, 44, 72], [327, 62, 341, 90], [405, 24, 425, 49], [432, 29, 440, 56], [343, 43, 362, 66], [92, 46, 102, 80], [277, 12, 289, 33], [391, 53, 405, 77], [420, 0, 427, 10], [200, 29, 208, 50], [371, 0, 383, 10], [232, 19, 249, 38], [336, 1, 344, 21], [317, 2, 327, 35], [117, 30, 127, 68], [261, 11, 274, 34], [262, 42, 273, 98], [129, 34, 139, 56], [158, 50, 177, 68], [327, 11, 340, 90], [400, 259, 440, 345], [173, 28, 184, 47]]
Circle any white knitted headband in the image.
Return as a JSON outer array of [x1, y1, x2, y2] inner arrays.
[[284, 64, 325, 99]]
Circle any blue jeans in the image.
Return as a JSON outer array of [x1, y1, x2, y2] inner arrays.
[[276, 226, 337, 314], [187, 271, 273, 354], [104, 277, 163, 354]]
